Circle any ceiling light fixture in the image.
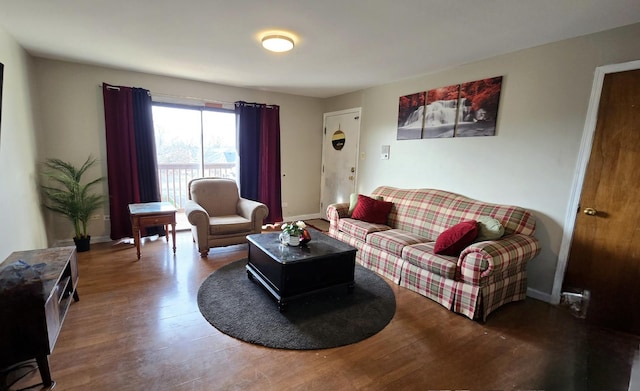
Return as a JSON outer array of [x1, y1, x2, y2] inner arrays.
[[261, 35, 294, 53]]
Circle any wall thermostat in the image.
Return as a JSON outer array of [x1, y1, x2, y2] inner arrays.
[[381, 145, 390, 160]]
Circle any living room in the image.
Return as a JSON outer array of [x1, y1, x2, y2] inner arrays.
[[1, 1, 640, 389]]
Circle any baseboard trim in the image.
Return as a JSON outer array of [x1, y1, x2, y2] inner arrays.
[[282, 213, 322, 223], [53, 235, 112, 248], [527, 287, 552, 303]]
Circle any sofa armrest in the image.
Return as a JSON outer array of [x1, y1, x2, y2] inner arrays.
[[326, 202, 350, 233], [237, 198, 269, 232], [327, 202, 349, 220], [457, 234, 541, 285]]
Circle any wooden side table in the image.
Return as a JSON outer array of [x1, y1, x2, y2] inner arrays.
[[128, 202, 177, 260]]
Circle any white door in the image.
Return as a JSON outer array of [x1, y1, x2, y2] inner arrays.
[[320, 108, 361, 219]]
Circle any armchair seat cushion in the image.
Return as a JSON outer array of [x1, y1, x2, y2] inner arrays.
[[209, 215, 253, 235]]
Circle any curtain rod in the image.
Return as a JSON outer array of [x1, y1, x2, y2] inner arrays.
[[97, 84, 277, 108], [236, 101, 279, 109], [98, 84, 149, 95], [97, 84, 232, 105], [151, 91, 234, 106]]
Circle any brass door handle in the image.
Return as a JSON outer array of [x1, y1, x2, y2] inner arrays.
[[583, 207, 597, 216]]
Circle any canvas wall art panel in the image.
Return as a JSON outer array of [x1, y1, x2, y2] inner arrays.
[[423, 84, 460, 139], [397, 91, 425, 140], [455, 76, 503, 137]]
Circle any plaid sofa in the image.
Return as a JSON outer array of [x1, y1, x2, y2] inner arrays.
[[327, 186, 540, 321]]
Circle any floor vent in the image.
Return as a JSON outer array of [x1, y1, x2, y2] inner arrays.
[[560, 289, 591, 319]]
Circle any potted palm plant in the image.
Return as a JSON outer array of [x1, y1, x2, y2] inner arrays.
[[40, 155, 105, 252]]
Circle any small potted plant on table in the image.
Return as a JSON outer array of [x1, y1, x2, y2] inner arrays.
[[279, 221, 311, 246], [40, 155, 105, 252]]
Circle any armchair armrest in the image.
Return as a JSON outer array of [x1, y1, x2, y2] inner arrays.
[[237, 198, 269, 232], [185, 200, 209, 226], [185, 200, 210, 252], [457, 234, 541, 286]]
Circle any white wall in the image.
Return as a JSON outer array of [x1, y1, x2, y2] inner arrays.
[[324, 23, 640, 298], [0, 27, 48, 259], [33, 59, 325, 242]]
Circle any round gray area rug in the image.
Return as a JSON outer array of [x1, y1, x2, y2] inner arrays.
[[197, 259, 396, 350]]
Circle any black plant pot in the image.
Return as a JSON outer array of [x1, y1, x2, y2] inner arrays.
[[73, 236, 91, 252]]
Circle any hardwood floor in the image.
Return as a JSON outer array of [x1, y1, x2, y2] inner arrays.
[[7, 231, 640, 390]]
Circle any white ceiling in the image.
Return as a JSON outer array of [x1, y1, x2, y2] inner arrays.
[[1, 0, 640, 98]]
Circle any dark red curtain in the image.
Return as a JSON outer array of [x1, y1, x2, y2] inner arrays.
[[235, 101, 283, 224], [258, 106, 282, 224], [236, 102, 261, 200], [103, 84, 161, 239], [131, 88, 161, 205]]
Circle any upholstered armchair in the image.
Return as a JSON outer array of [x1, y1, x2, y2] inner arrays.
[[185, 177, 269, 258]]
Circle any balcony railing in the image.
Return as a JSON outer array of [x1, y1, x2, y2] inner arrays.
[[158, 163, 236, 211]]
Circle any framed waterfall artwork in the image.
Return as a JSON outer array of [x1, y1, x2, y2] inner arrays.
[[455, 76, 503, 137], [397, 75, 503, 140], [423, 84, 460, 139], [397, 91, 425, 140]]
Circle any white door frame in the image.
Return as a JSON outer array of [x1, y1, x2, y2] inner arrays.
[[551, 59, 640, 304], [320, 108, 362, 217]]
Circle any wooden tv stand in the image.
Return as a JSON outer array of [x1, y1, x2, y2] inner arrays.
[[0, 246, 79, 388]]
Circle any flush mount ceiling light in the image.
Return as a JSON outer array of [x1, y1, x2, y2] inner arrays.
[[261, 35, 294, 52]]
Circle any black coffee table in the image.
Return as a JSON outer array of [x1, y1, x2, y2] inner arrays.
[[246, 228, 357, 311]]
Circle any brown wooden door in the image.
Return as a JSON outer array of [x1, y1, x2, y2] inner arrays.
[[563, 69, 640, 335]]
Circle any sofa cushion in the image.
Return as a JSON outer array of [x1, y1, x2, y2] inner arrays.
[[402, 242, 458, 279], [434, 220, 478, 256], [367, 229, 429, 258], [338, 218, 390, 242], [351, 194, 393, 224], [476, 216, 505, 241], [209, 215, 253, 235]]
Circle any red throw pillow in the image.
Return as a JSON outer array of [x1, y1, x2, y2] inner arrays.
[[434, 220, 478, 256], [351, 194, 393, 224]]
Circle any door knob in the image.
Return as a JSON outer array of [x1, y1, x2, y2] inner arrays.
[[583, 207, 597, 216]]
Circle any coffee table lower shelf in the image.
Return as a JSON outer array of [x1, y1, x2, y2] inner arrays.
[[246, 263, 354, 312]]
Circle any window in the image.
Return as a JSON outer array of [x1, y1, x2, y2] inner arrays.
[[152, 104, 237, 213]]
